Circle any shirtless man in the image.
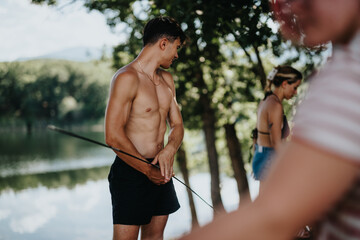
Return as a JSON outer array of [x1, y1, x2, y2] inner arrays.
[[105, 16, 186, 240]]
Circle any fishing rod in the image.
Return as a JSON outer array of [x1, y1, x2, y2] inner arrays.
[[47, 125, 215, 211]]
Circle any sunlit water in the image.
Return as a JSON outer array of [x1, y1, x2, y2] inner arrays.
[[0, 131, 259, 240]]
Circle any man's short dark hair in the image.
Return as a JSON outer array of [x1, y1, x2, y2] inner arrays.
[[143, 16, 186, 46]]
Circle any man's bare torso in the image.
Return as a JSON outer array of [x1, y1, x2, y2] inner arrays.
[[113, 64, 174, 158]]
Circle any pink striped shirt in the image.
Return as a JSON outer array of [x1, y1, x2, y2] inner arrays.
[[293, 31, 360, 240]]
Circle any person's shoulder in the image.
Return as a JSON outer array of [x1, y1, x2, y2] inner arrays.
[[265, 96, 282, 110], [111, 64, 139, 86], [159, 69, 173, 81], [159, 69, 175, 88]]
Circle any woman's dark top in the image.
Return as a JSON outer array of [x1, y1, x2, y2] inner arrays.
[[251, 92, 290, 141]]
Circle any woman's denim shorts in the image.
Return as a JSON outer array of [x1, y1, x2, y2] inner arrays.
[[252, 144, 275, 180]]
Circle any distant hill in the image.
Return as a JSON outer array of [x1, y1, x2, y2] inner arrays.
[[17, 46, 113, 62]]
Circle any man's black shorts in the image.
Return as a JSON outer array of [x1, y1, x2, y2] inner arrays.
[[108, 156, 180, 225]]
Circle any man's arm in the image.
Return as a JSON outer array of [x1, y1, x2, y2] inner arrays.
[[181, 139, 358, 240], [153, 72, 184, 181], [105, 70, 166, 185]]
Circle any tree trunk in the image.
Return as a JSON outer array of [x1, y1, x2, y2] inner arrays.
[[253, 44, 267, 90], [193, 65, 225, 214], [26, 120, 32, 135], [176, 145, 199, 229], [224, 123, 251, 206], [199, 93, 225, 213]]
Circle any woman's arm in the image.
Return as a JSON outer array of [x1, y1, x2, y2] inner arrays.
[[268, 101, 283, 150]]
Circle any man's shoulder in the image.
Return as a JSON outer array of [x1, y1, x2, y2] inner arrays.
[[159, 69, 172, 79], [159, 69, 174, 87], [112, 64, 139, 84]]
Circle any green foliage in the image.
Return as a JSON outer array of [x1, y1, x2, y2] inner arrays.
[[28, 0, 327, 174], [0, 63, 24, 117], [0, 60, 113, 130], [29, 1, 326, 127]]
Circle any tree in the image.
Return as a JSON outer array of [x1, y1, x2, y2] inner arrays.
[[0, 60, 113, 132], [0, 63, 24, 119], [176, 145, 199, 229], [31, 0, 325, 215]]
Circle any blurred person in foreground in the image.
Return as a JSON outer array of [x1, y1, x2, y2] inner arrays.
[[105, 16, 186, 240], [181, 0, 360, 239]]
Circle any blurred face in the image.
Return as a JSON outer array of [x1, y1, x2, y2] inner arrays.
[[272, 0, 360, 46], [283, 79, 301, 100], [160, 38, 181, 69]]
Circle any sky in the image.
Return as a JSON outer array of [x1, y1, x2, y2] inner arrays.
[[0, 0, 127, 62]]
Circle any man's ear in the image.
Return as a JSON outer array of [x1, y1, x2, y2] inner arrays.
[[159, 38, 168, 50]]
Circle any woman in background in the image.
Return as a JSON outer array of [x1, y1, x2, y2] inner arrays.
[[252, 66, 302, 189]]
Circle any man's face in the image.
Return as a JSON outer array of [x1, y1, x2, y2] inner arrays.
[[160, 38, 181, 69], [272, 0, 360, 46]]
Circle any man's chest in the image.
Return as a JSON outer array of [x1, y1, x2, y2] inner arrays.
[[132, 82, 173, 115]]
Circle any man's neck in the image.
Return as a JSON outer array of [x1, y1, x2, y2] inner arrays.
[[136, 47, 161, 73]]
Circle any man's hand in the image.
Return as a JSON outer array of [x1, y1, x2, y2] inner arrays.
[[145, 165, 167, 185], [152, 148, 174, 182]]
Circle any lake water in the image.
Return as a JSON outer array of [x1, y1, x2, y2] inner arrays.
[[0, 130, 259, 240]]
